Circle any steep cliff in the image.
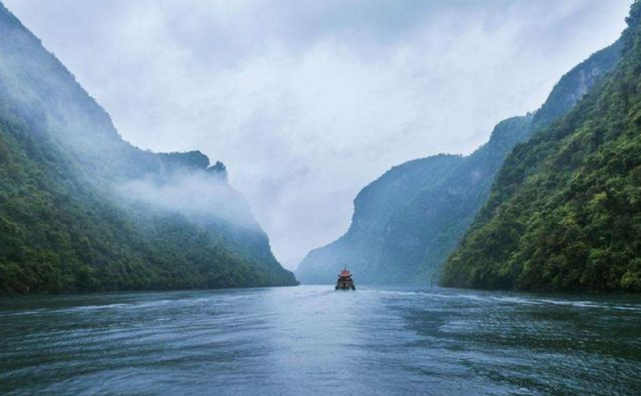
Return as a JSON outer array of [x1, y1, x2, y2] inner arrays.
[[441, 3, 641, 292], [0, 2, 296, 294], [296, 38, 621, 285]]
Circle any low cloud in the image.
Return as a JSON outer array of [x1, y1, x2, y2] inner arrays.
[[119, 170, 259, 230]]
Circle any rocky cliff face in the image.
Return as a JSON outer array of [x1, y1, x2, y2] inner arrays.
[[296, 39, 622, 285], [0, 2, 296, 294]]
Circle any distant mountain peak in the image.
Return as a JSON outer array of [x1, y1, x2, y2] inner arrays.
[[207, 161, 228, 180]]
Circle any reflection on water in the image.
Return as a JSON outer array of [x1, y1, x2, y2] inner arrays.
[[1, 286, 640, 395]]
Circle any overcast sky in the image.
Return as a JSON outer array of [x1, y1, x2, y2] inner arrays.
[[4, 0, 632, 270]]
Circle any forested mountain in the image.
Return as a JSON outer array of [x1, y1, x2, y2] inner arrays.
[[296, 38, 622, 285], [441, 3, 641, 292], [0, 2, 296, 294], [297, 154, 464, 284]]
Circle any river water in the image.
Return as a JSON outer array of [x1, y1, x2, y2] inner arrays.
[[1, 285, 640, 395]]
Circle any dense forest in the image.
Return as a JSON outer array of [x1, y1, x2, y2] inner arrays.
[[296, 40, 621, 285], [0, 2, 296, 294], [441, 3, 641, 292]]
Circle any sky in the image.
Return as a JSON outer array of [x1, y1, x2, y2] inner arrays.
[[4, 0, 632, 270]]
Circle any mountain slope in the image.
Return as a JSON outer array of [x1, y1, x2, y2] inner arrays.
[[441, 2, 641, 292], [296, 39, 621, 285], [0, 2, 296, 294], [296, 154, 464, 283]]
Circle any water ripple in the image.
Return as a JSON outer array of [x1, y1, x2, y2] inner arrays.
[[1, 286, 640, 395]]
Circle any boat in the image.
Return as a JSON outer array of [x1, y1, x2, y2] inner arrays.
[[335, 268, 356, 290]]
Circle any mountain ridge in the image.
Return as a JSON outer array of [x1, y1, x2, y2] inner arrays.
[[0, 1, 297, 294], [440, 2, 641, 292], [296, 38, 622, 285]]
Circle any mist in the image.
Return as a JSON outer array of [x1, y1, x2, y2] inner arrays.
[[4, 0, 633, 269], [119, 169, 259, 230]]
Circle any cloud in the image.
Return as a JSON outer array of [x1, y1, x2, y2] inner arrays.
[[119, 170, 259, 230], [4, 0, 632, 269]]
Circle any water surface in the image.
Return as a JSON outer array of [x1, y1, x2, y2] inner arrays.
[[1, 286, 640, 395]]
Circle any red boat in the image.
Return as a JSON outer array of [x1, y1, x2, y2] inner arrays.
[[335, 268, 356, 290]]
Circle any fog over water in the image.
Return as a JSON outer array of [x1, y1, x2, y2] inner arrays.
[[4, 0, 632, 269]]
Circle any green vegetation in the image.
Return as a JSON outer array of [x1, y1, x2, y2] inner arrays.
[[441, 3, 641, 292], [0, 2, 296, 294], [296, 154, 465, 284], [296, 39, 621, 285]]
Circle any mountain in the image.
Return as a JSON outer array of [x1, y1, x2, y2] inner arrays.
[[441, 2, 641, 292], [296, 39, 622, 285], [297, 154, 464, 284], [0, 2, 297, 294]]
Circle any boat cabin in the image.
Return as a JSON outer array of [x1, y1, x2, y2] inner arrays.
[[336, 268, 356, 290]]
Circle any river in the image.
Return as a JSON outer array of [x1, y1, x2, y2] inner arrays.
[[1, 285, 640, 395]]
